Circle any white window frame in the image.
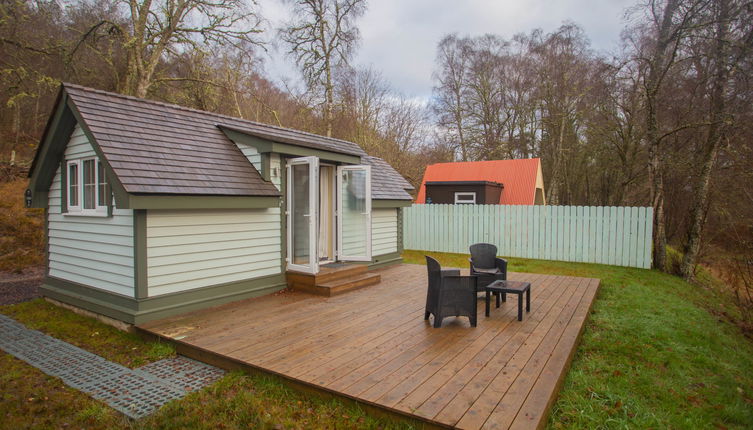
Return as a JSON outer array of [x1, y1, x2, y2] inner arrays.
[[454, 192, 477, 204], [65, 157, 108, 216]]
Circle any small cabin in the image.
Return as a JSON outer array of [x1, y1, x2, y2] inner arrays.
[[424, 181, 503, 204], [416, 159, 546, 206], [26, 84, 413, 325]]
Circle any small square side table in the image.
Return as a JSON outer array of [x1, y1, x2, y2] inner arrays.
[[485, 280, 531, 321]]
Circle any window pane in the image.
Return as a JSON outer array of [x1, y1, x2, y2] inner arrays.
[[68, 163, 78, 207], [455, 192, 475, 204], [97, 162, 108, 207], [291, 163, 310, 265], [340, 169, 368, 257], [83, 159, 96, 210]]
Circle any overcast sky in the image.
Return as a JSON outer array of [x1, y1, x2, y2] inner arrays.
[[257, 0, 637, 103]]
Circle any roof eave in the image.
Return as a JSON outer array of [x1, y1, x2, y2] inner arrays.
[[122, 194, 280, 210], [218, 125, 362, 164]]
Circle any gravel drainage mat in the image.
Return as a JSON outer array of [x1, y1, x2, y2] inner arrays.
[[0, 313, 224, 419]]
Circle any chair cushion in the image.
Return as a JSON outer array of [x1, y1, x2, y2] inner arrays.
[[473, 267, 502, 275]]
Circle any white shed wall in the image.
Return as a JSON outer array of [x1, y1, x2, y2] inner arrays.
[[48, 124, 135, 297], [372, 208, 398, 256], [146, 208, 282, 296]]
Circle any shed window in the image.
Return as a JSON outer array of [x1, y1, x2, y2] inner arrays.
[[454, 192, 476, 204], [66, 158, 108, 216], [83, 159, 96, 209], [97, 162, 108, 206], [68, 162, 79, 210]]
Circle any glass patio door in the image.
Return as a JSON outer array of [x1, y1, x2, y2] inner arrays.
[[286, 156, 319, 274], [337, 165, 371, 261]]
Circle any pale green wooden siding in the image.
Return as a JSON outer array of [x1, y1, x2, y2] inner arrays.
[[235, 141, 262, 172], [48, 124, 136, 297], [372, 208, 398, 256], [146, 208, 282, 296], [403, 204, 653, 269], [270, 154, 281, 190]]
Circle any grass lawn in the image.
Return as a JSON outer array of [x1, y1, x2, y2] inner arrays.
[[403, 250, 753, 429], [2, 253, 753, 429]]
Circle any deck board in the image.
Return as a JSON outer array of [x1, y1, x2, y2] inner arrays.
[[138, 264, 599, 429]]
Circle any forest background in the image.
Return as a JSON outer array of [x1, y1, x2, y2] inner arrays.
[[1, 0, 751, 318]]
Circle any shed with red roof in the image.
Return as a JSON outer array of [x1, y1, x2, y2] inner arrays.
[[415, 159, 546, 205]]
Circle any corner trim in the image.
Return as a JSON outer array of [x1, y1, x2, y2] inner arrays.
[[372, 199, 412, 208], [397, 207, 404, 254], [133, 209, 147, 299], [260, 153, 271, 181]]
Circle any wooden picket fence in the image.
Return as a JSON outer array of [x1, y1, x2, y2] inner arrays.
[[402, 204, 653, 269]]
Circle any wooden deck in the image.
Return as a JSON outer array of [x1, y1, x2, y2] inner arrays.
[[138, 264, 599, 429]]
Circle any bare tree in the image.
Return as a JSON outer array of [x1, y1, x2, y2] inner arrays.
[[0, 0, 65, 157], [78, 0, 263, 98], [334, 65, 388, 148], [432, 34, 472, 160], [532, 24, 594, 205], [464, 34, 509, 160], [681, 0, 753, 280], [633, 0, 707, 270], [280, 0, 366, 137]]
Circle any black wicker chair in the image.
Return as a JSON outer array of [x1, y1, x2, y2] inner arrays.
[[425, 256, 478, 328], [469, 243, 508, 297]]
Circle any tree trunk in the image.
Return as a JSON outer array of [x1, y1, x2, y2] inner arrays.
[[455, 98, 467, 161], [648, 137, 668, 270], [135, 74, 151, 98], [681, 0, 730, 280], [547, 112, 567, 205], [644, 0, 681, 271], [12, 102, 20, 148], [320, 6, 333, 138], [324, 75, 333, 137]]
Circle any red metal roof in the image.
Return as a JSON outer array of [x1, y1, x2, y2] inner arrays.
[[415, 159, 542, 205]]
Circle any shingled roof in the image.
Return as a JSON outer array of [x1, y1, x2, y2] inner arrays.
[[57, 84, 410, 199], [364, 155, 414, 200], [416, 159, 543, 205]]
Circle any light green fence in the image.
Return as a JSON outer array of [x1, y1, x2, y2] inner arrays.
[[403, 204, 653, 269]]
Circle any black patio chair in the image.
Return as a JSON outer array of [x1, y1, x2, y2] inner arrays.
[[425, 256, 478, 328], [469, 243, 508, 298]]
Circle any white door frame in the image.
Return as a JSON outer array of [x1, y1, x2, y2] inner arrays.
[[318, 164, 337, 264], [286, 156, 319, 274], [336, 164, 372, 262]]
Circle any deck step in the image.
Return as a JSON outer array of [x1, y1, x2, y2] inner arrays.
[[286, 264, 367, 287], [316, 273, 381, 296]]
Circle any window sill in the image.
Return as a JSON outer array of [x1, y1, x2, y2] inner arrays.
[[63, 211, 109, 218]]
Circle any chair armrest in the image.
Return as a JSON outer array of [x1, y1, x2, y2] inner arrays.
[[495, 258, 508, 279], [469, 259, 480, 275], [441, 275, 478, 291], [441, 269, 461, 277]]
